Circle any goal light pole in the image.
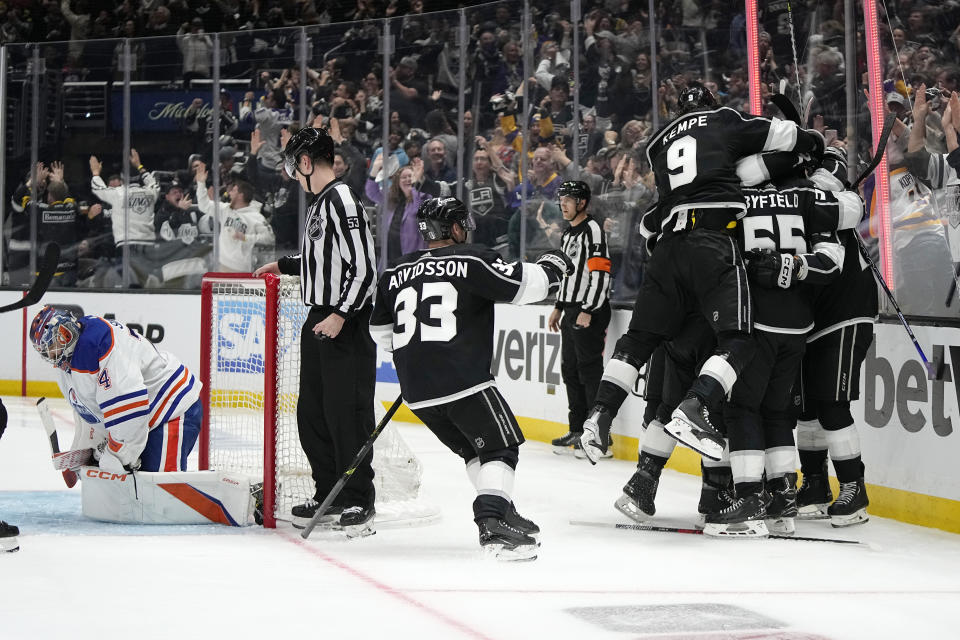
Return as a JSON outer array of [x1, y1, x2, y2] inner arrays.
[[744, 0, 761, 115]]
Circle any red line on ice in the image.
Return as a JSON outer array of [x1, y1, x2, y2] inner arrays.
[[283, 532, 497, 640]]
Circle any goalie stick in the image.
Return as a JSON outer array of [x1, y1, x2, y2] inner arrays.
[[300, 394, 404, 539], [570, 520, 881, 550], [0, 243, 60, 313], [36, 398, 78, 488]]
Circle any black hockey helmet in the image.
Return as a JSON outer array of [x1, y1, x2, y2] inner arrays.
[[677, 81, 718, 116], [417, 197, 475, 242], [282, 127, 335, 178], [557, 180, 591, 207]]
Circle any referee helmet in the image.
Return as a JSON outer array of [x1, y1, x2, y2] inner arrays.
[[283, 127, 335, 179], [557, 180, 591, 207]]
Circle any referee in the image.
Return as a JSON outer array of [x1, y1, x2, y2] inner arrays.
[[254, 127, 378, 536], [548, 181, 612, 456]]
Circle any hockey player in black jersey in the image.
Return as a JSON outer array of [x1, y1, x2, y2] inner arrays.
[[701, 146, 865, 537], [369, 197, 574, 561], [794, 149, 878, 527], [580, 83, 826, 464]]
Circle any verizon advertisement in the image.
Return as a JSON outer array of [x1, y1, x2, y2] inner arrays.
[[3, 293, 959, 502]]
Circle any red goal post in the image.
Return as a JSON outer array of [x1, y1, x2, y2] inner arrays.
[[199, 273, 438, 529]]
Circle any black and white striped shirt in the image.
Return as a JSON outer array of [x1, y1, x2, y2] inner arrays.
[[278, 179, 376, 315], [556, 215, 611, 312]]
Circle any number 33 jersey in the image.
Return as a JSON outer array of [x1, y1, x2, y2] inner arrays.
[[370, 245, 556, 410]]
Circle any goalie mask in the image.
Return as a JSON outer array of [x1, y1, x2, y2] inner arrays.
[[30, 306, 82, 369], [677, 82, 718, 116], [282, 127, 335, 188], [417, 197, 475, 242]]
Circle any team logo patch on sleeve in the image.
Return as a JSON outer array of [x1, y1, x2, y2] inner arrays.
[[307, 214, 323, 240]]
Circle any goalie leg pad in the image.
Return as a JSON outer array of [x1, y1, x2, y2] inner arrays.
[[81, 468, 256, 526]]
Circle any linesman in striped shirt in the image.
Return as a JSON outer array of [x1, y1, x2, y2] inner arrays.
[[548, 181, 613, 456], [255, 127, 379, 536]]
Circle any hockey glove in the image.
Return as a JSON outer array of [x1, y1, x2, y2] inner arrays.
[[580, 406, 613, 465], [745, 249, 800, 289], [489, 92, 516, 117], [803, 128, 826, 161], [819, 145, 849, 188], [536, 249, 574, 280]]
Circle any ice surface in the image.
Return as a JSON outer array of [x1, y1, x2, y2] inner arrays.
[[1, 395, 959, 640]]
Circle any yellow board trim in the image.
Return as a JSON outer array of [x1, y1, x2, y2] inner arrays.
[[1, 385, 955, 533], [387, 401, 960, 535]]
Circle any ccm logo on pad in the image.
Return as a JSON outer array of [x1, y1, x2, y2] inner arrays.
[[85, 469, 127, 481]]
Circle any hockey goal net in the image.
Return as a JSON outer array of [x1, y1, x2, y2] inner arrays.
[[199, 273, 438, 529]]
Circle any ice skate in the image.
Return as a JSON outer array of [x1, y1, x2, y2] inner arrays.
[[663, 396, 726, 461], [829, 478, 869, 528], [504, 503, 540, 544], [0, 520, 19, 553], [340, 505, 376, 538], [614, 454, 662, 522], [797, 462, 833, 520], [477, 517, 538, 561], [250, 483, 264, 526], [703, 491, 769, 538], [696, 466, 735, 529], [765, 473, 798, 535], [291, 499, 344, 530], [552, 431, 582, 455]]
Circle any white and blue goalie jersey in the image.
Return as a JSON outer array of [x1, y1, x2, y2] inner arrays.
[[370, 245, 557, 410], [55, 316, 201, 469]]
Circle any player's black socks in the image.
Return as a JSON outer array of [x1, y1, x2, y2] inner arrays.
[[798, 448, 829, 475]]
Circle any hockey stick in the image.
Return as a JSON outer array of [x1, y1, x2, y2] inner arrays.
[[852, 113, 898, 190], [36, 398, 78, 488], [570, 520, 881, 550], [771, 93, 802, 126], [0, 243, 60, 314], [853, 235, 944, 380], [300, 394, 404, 539]]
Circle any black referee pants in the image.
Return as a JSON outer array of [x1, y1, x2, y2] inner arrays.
[[297, 305, 377, 510], [560, 303, 610, 434]]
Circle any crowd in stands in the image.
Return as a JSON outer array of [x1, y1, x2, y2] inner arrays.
[[3, 0, 960, 316]]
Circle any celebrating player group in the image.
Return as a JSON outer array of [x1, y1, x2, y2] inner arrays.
[[9, 80, 877, 561]]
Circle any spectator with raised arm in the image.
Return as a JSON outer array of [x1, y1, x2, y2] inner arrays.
[[177, 17, 213, 87], [89, 149, 160, 287], [365, 155, 430, 269], [194, 163, 274, 273]]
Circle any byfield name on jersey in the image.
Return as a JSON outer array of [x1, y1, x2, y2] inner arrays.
[[745, 191, 802, 210], [662, 113, 709, 144]]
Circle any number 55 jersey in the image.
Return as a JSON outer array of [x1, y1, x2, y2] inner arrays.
[[370, 245, 557, 410]]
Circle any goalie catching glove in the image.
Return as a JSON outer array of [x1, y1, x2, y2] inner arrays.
[[745, 249, 804, 289], [536, 249, 575, 280], [580, 406, 613, 465]]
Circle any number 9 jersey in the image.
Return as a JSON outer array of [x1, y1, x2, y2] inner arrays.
[[370, 245, 557, 410], [645, 106, 823, 236]]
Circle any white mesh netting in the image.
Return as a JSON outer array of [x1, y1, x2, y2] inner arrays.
[[204, 275, 438, 526]]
